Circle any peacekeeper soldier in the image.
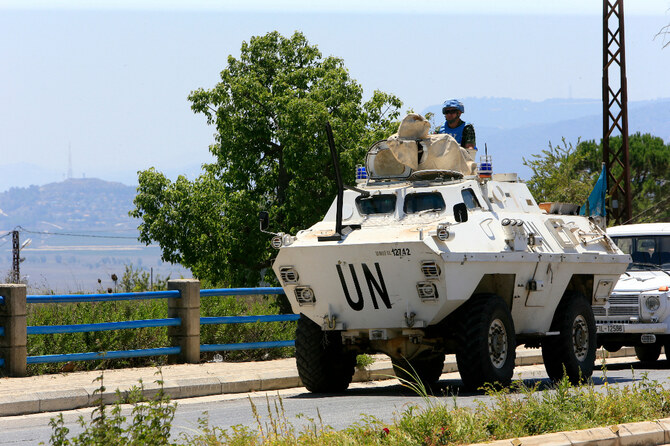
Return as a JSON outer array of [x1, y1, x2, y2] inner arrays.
[[438, 99, 476, 150]]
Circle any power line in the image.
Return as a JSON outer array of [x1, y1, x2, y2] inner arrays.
[[624, 193, 670, 225], [15, 226, 139, 240]]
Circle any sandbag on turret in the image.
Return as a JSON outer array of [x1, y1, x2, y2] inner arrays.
[[386, 114, 477, 175]]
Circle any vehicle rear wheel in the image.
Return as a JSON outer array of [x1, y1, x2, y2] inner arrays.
[[392, 352, 445, 390], [295, 314, 356, 393], [542, 296, 596, 384], [455, 295, 516, 391], [635, 343, 662, 363]]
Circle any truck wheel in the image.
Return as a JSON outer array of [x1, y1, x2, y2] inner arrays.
[[455, 295, 516, 391], [542, 296, 596, 384], [635, 343, 661, 363], [295, 315, 356, 393], [392, 352, 445, 390]]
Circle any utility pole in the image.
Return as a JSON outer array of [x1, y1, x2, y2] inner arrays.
[[603, 0, 632, 225], [11, 230, 20, 283]]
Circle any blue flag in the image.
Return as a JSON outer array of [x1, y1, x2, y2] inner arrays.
[[579, 164, 607, 217]]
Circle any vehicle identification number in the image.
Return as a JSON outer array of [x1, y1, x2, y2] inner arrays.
[[375, 248, 411, 257], [596, 324, 624, 334]]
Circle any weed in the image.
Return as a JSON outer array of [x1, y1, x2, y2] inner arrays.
[[46, 370, 177, 445], [355, 354, 375, 370]]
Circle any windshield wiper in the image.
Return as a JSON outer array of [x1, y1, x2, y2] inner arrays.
[[629, 262, 670, 277]]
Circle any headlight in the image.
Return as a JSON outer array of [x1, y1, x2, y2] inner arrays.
[[436, 224, 450, 241], [271, 236, 283, 249], [645, 295, 661, 312], [279, 266, 299, 284], [295, 287, 316, 305]]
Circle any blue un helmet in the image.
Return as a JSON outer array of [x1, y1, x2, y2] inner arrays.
[[442, 99, 465, 114]]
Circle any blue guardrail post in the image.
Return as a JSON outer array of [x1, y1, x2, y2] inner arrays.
[[0, 284, 27, 376], [167, 279, 201, 364]]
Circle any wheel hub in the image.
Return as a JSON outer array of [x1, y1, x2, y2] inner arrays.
[[488, 319, 508, 368], [572, 315, 589, 361]]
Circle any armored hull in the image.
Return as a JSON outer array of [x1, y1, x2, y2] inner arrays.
[[271, 173, 629, 391]]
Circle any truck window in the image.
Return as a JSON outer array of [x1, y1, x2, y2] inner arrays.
[[461, 188, 481, 209], [655, 236, 670, 267], [612, 235, 670, 269], [404, 192, 445, 214], [356, 194, 396, 215], [612, 237, 632, 254]]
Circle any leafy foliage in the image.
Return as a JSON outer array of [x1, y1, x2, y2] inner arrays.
[[131, 31, 402, 286], [49, 373, 177, 445], [523, 133, 670, 223], [522, 138, 596, 205], [117, 263, 170, 293], [576, 133, 670, 223]]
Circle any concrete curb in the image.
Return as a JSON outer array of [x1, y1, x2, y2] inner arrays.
[[480, 418, 670, 445]]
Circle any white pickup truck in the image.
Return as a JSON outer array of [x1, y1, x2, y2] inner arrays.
[[594, 223, 670, 362]]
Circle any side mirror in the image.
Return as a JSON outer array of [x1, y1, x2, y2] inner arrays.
[[259, 211, 269, 231], [453, 203, 468, 223]]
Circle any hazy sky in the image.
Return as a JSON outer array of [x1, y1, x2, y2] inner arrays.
[[1, 0, 669, 191]]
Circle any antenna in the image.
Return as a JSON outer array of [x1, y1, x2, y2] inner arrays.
[[67, 144, 73, 179]]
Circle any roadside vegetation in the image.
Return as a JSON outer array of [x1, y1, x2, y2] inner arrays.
[[27, 264, 294, 375], [49, 364, 670, 445]]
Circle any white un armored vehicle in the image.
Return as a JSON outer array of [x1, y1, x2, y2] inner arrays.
[[263, 114, 630, 392], [594, 223, 670, 363]]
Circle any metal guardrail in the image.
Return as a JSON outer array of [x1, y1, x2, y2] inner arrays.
[[26, 290, 180, 303], [1, 286, 293, 368]]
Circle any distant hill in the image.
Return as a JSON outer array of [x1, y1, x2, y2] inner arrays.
[[0, 178, 138, 233], [0, 178, 192, 292]]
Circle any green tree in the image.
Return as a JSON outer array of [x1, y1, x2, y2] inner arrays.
[[131, 31, 402, 286], [523, 133, 670, 223], [522, 138, 596, 205], [575, 133, 670, 223]]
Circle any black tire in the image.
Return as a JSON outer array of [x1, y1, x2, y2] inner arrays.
[[541, 296, 596, 384], [392, 352, 445, 389], [635, 343, 662, 363], [455, 296, 516, 391], [295, 315, 356, 393]]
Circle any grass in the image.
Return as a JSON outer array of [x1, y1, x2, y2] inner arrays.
[[49, 361, 670, 445], [180, 369, 670, 445]]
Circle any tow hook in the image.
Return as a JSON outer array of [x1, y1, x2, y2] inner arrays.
[[324, 314, 338, 330], [404, 312, 416, 328]]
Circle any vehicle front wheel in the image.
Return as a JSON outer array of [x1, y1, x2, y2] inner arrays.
[[542, 296, 596, 384], [635, 343, 662, 363], [295, 315, 356, 393], [455, 295, 516, 391]]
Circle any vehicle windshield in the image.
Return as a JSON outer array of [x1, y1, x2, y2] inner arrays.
[[611, 235, 670, 271], [404, 192, 445, 214], [356, 194, 396, 215]]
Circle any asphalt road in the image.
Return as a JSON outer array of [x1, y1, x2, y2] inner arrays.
[[2, 357, 668, 445]]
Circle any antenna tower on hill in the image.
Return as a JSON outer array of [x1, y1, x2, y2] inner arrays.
[[67, 144, 73, 179]]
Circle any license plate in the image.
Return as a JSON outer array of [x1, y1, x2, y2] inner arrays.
[[597, 324, 624, 333]]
